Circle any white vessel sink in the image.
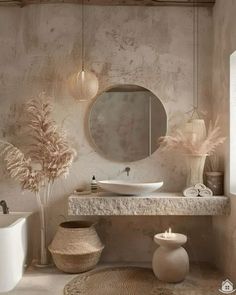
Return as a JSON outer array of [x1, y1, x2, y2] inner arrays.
[[98, 180, 163, 195], [0, 212, 31, 293]]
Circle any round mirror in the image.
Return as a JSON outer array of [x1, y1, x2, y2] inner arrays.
[[88, 85, 167, 162]]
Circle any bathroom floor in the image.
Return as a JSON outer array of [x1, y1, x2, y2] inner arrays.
[[8, 263, 224, 295]]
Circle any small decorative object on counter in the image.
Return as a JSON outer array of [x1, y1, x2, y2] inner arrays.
[[91, 176, 98, 193], [183, 183, 213, 197], [183, 187, 199, 197], [205, 172, 224, 196], [194, 183, 206, 190], [199, 187, 213, 197], [152, 228, 189, 283], [49, 221, 104, 273], [73, 189, 91, 195]]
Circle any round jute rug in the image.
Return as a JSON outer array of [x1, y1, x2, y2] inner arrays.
[[64, 267, 174, 295]]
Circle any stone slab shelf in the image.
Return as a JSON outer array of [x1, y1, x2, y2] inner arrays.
[[68, 193, 230, 216]]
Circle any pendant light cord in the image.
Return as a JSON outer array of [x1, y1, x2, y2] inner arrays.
[[186, 0, 200, 119], [81, 0, 85, 71], [192, 0, 199, 117]]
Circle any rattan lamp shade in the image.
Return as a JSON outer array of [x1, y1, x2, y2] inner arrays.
[[69, 70, 99, 101]]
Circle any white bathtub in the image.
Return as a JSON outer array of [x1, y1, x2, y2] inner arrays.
[[0, 212, 31, 293]]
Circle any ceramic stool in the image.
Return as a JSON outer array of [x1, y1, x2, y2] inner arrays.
[[152, 232, 189, 283]]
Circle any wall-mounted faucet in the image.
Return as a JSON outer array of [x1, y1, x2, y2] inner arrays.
[[125, 167, 131, 176], [0, 200, 9, 214]]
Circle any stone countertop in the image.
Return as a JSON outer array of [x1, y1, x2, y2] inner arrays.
[[68, 192, 230, 216]]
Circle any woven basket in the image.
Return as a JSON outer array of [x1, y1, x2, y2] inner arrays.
[[49, 221, 104, 273]]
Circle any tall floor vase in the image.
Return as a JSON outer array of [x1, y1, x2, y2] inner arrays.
[[35, 182, 53, 267], [37, 198, 49, 266], [185, 154, 207, 187]]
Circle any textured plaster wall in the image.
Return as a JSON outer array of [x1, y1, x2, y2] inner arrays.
[[0, 5, 213, 262], [212, 0, 236, 281], [98, 216, 214, 263]]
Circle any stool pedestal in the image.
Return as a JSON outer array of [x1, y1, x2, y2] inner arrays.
[[152, 233, 189, 283]]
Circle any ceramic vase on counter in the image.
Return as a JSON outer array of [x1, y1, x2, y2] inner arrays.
[[152, 230, 189, 283], [184, 118, 207, 188], [49, 221, 104, 273], [205, 172, 224, 195], [185, 154, 207, 187]]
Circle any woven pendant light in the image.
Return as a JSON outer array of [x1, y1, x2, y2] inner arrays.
[[69, 0, 99, 101], [185, 0, 206, 143], [69, 70, 99, 102]]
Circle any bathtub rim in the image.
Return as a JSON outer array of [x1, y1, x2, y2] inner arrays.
[[0, 212, 32, 229]]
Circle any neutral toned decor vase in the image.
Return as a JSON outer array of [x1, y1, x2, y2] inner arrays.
[[152, 232, 189, 283], [49, 221, 104, 273], [185, 154, 207, 187], [205, 172, 224, 195]]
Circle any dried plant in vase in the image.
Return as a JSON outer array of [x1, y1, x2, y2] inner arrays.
[[159, 119, 225, 155], [206, 154, 220, 172], [159, 118, 226, 187], [0, 93, 76, 266]]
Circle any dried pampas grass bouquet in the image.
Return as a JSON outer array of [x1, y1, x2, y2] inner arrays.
[[0, 92, 76, 266], [159, 118, 226, 188], [159, 118, 226, 156], [0, 93, 76, 192]]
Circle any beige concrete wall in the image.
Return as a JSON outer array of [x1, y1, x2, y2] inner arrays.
[[98, 216, 213, 263], [0, 5, 213, 262], [212, 0, 236, 281]]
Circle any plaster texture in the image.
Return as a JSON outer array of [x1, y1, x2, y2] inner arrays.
[[0, 5, 213, 262], [212, 0, 236, 282], [68, 193, 229, 216]]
